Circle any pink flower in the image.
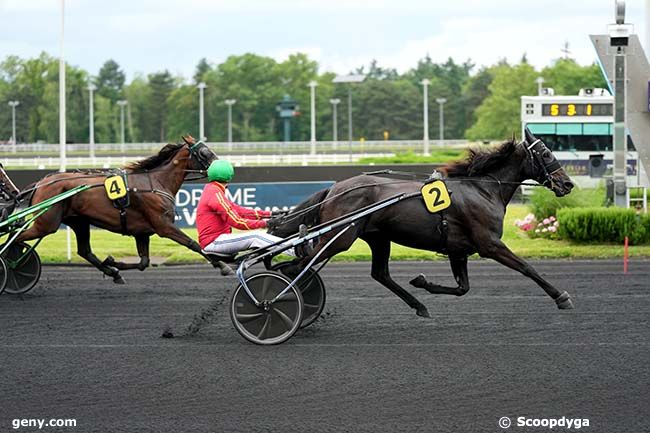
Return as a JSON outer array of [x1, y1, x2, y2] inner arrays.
[[514, 219, 522, 226], [549, 216, 556, 222], [548, 226, 557, 233], [543, 218, 550, 225], [524, 213, 535, 223]]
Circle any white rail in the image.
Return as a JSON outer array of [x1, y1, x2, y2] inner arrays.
[[0, 139, 469, 156]]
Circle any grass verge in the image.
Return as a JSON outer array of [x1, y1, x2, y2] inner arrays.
[[23, 205, 650, 265]]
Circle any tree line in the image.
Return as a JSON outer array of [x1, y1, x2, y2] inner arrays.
[[0, 52, 607, 144]]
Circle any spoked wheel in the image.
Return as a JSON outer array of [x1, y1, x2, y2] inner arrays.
[[272, 261, 326, 328], [2, 242, 42, 295], [230, 272, 304, 345], [0, 257, 8, 295]]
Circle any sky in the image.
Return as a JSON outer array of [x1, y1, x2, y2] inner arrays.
[[0, 0, 647, 81]]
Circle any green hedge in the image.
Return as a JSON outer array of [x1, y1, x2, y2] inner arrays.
[[529, 187, 605, 220], [557, 207, 650, 244]]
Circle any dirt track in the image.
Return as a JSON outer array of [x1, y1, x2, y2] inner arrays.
[[1, 260, 649, 433]]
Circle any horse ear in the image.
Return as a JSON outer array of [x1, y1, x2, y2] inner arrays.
[[182, 135, 196, 145], [524, 127, 536, 143]]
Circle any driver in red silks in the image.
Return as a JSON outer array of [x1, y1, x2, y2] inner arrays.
[[196, 160, 299, 257]]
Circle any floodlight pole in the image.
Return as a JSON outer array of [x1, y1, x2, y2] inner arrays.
[[421, 79, 430, 155], [225, 99, 236, 151], [197, 82, 207, 141], [536, 77, 545, 95], [330, 98, 340, 149], [8, 101, 19, 153], [436, 97, 447, 144], [347, 87, 353, 162], [88, 83, 96, 159], [59, 0, 66, 172], [309, 80, 317, 155], [117, 100, 128, 154]]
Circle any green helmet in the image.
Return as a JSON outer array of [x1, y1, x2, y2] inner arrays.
[[207, 160, 234, 183]]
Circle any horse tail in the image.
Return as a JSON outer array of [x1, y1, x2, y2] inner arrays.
[[270, 187, 330, 237]]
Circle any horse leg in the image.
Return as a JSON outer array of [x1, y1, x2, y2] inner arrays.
[[154, 223, 234, 276], [409, 255, 470, 296], [15, 204, 64, 243], [479, 240, 573, 309], [66, 219, 125, 284], [366, 237, 431, 318], [103, 234, 151, 271]]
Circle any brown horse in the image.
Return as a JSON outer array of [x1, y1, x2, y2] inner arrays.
[[15, 136, 232, 283]]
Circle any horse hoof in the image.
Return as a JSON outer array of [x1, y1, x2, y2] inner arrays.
[[113, 275, 126, 284], [555, 291, 574, 309], [416, 306, 431, 318], [409, 274, 427, 288]]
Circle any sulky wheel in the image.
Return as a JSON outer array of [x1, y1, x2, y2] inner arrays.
[[272, 261, 326, 329], [230, 271, 304, 345], [0, 256, 8, 295], [2, 242, 42, 295]]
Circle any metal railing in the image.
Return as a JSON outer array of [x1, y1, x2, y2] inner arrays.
[[0, 139, 471, 168], [0, 139, 468, 155]]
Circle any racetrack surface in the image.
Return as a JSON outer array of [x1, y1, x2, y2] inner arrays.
[[1, 260, 649, 433]]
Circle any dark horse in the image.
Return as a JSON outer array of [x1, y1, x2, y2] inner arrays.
[[270, 129, 575, 317], [14, 135, 233, 283]]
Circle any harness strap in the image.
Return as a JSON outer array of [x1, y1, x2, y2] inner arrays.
[[119, 208, 128, 235], [438, 213, 449, 255]]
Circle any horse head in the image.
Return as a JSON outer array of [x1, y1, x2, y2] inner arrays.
[[523, 128, 574, 197], [182, 135, 218, 172]]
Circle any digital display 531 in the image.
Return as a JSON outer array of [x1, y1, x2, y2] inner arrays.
[[541, 103, 613, 117]]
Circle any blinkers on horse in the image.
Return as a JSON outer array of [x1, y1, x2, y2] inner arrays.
[[187, 141, 217, 171], [524, 128, 574, 197]]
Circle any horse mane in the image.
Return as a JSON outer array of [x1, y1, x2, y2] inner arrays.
[[125, 143, 185, 172], [443, 139, 518, 177]]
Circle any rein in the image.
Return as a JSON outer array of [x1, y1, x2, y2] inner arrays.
[[279, 145, 559, 225], [16, 142, 211, 200]]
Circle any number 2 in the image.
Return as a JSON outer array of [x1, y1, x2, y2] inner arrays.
[[427, 186, 445, 207]]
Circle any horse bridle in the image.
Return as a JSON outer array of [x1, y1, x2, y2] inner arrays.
[[523, 139, 562, 188], [187, 141, 215, 171]]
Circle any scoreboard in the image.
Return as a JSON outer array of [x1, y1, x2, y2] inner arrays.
[[541, 103, 613, 117]]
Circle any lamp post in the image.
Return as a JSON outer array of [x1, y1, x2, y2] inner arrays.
[[332, 74, 366, 162], [436, 97, 447, 145], [8, 101, 19, 153], [308, 80, 317, 155], [329, 98, 340, 149], [224, 99, 236, 151], [88, 83, 96, 159], [59, 0, 66, 172], [421, 79, 431, 155], [197, 82, 207, 141], [117, 100, 128, 154], [536, 76, 545, 95]]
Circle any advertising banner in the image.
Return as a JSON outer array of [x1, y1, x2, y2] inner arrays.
[[174, 181, 334, 227]]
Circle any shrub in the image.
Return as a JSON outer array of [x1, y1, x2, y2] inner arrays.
[[529, 187, 605, 220], [557, 207, 650, 244]]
